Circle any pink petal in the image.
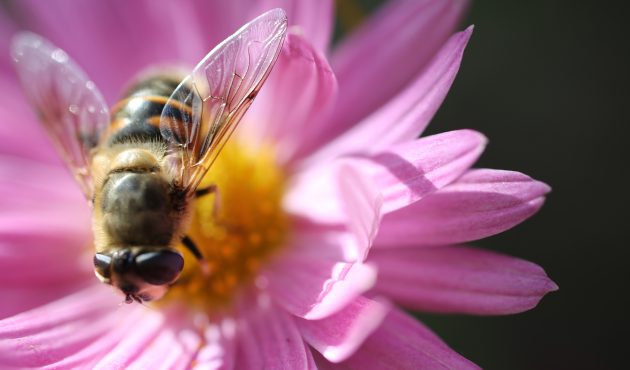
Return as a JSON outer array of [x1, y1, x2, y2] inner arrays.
[[118, 315, 201, 370], [0, 109, 59, 163], [283, 160, 383, 250], [0, 155, 83, 206], [0, 11, 17, 76], [235, 300, 316, 369], [352, 130, 487, 214], [0, 157, 92, 316], [0, 285, 89, 320], [193, 318, 237, 370], [51, 306, 166, 370], [241, 33, 337, 164], [375, 169, 551, 247], [370, 246, 558, 315], [326, 0, 470, 140], [13, 0, 209, 102], [248, 0, 333, 52], [284, 162, 347, 224], [314, 308, 479, 370], [261, 226, 377, 319], [0, 157, 91, 285], [287, 163, 383, 259], [297, 296, 390, 363], [192, 0, 334, 56], [338, 164, 383, 260], [0, 285, 141, 368], [310, 27, 473, 161]]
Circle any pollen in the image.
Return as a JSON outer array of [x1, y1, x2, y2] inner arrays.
[[162, 141, 289, 313]]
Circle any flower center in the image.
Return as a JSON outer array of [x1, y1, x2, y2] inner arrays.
[[162, 141, 288, 312]]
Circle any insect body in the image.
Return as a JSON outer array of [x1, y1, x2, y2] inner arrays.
[[11, 9, 288, 303]]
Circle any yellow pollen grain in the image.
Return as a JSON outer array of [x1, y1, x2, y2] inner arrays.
[[161, 141, 288, 313]]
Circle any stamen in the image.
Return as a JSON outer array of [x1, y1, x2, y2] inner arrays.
[[161, 141, 288, 312]]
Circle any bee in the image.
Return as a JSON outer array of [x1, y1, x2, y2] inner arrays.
[[11, 9, 288, 304]]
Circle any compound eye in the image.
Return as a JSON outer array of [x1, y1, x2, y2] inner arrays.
[[134, 249, 184, 285], [93, 253, 112, 279]]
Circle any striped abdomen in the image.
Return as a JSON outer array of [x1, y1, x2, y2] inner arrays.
[[105, 73, 188, 146]]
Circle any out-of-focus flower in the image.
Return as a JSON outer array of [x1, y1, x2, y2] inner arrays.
[[0, 0, 557, 368]]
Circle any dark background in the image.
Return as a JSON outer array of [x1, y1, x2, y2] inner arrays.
[[342, 0, 628, 369]]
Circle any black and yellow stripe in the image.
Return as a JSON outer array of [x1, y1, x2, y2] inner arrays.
[[105, 73, 192, 146]]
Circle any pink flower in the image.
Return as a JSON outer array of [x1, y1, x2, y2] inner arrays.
[[0, 0, 557, 369]]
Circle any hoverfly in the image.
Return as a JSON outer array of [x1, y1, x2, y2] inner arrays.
[[11, 9, 288, 304]]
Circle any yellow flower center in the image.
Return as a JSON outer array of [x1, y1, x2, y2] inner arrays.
[[162, 141, 289, 313]]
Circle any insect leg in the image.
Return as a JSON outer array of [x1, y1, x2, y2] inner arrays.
[[195, 184, 217, 198], [182, 235, 204, 260], [195, 184, 221, 220], [182, 235, 210, 276]]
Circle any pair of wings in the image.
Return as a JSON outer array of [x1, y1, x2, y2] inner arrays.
[[11, 9, 288, 199]]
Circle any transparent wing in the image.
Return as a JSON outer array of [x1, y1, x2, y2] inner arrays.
[[11, 32, 110, 198], [160, 8, 288, 194]]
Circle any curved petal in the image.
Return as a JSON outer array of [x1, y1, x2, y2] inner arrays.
[[338, 164, 383, 260], [0, 285, 143, 368], [351, 130, 486, 214], [370, 246, 558, 315], [235, 300, 316, 369], [314, 308, 479, 370], [308, 27, 473, 162], [241, 33, 337, 164], [326, 0, 470, 139], [261, 226, 377, 320], [13, 0, 210, 102], [297, 296, 390, 363], [375, 169, 551, 247], [286, 162, 383, 258]]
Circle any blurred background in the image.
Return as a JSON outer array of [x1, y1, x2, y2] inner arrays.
[[339, 0, 627, 369]]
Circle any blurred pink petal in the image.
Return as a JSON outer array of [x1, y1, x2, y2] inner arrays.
[[375, 169, 551, 247], [249, 0, 333, 52], [91, 309, 169, 369], [1, 285, 88, 320], [0, 158, 91, 307], [315, 308, 480, 370], [236, 301, 317, 369], [297, 295, 390, 363], [0, 80, 59, 162], [371, 246, 558, 315], [311, 27, 473, 161], [13, 0, 207, 102], [327, 0, 469, 138], [0, 11, 16, 76], [354, 129, 487, 213], [122, 320, 201, 370], [262, 228, 377, 319], [243, 33, 337, 163], [193, 320, 237, 370], [0, 285, 137, 368]]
